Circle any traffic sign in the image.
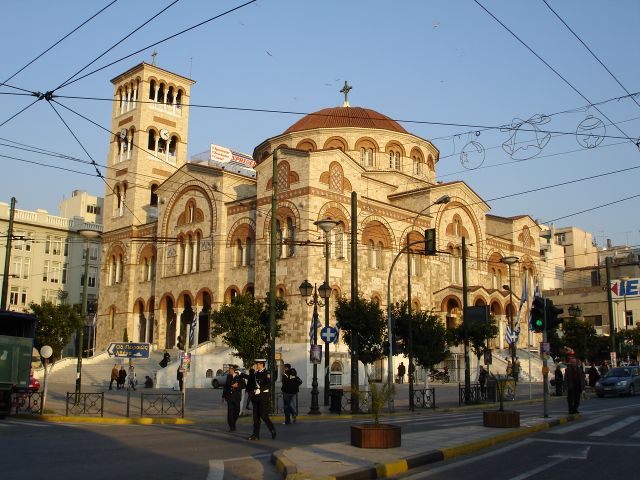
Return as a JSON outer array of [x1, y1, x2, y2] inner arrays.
[[107, 342, 150, 358], [320, 326, 339, 344]]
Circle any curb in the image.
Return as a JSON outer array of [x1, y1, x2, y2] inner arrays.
[[16, 414, 194, 425], [271, 414, 578, 480]]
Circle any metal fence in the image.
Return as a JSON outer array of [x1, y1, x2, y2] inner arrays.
[[66, 392, 104, 416], [458, 382, 500, 406], [140, 393, 184, 418], [340, 390, 371, 413], [414, 387, 436, 409], [13, 389, 42, 415]]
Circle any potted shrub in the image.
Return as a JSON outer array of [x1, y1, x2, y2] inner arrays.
[[350, 381, 401, 448], [483, 374, 520, 428]]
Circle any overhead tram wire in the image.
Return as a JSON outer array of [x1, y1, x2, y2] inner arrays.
[[542, 0, 640, 111], [56, 0, 258, 91], [46, 100, 144, 226], [474, 0, 636, 144], [55, 0, 182, 91], [0, 0, 120, 90], [0, 97, 42, 130]]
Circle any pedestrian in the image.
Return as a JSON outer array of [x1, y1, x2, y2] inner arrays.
[[514, 358, 521, 381], [281, 365, 302, 424], [506, 360, 513, 377], [554, 365, 564, 396], [117, 366, 127, 390], [248, 359, 276, 440], [223, 365, 245, 432], [159, 351, 171, 368], [564, 355, 585, 414], [397, 362, 406, 384], [177, 365, 185, 392], [478, 365, 487, 398], [109, 364, 118, 390], [128, 365, 137, 391], [144, 375, 154, 388], [600, 361, 609, 376], [588, 363, 600, 388]]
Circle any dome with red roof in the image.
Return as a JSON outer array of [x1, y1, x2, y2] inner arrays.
[[283, 106, 408, 135]]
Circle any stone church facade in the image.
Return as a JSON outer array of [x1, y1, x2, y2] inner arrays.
[[96, 62, 542, 384]]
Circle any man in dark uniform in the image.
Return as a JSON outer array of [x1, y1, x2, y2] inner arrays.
[[248, 359, 276, 440], [223, 365, 245, 431]]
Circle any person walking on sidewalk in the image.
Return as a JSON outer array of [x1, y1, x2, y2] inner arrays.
[[564, 355, 585, 414], [109, 364, 118, 390], [554, 365, 564, 396], [397, 362, 406, 384], [282, 365, 302, 424], [117, 366, 127, 390], [248, 359, 276, 440], [223, 365, 245, 432], [478, 365, 487, 398], [128, 365, 137, 391]]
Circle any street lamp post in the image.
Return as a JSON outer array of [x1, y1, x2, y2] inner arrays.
[[76, 228, 100, 396], [500, 256, 519, 376], [406, 195, 450, 411], [299, 279, 331, 414], [314, 218, 339, 406]]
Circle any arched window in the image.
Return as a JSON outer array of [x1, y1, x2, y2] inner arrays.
[[118, 88, 123, 115], [245, 237, 254, 266], [147, 130, 156, 151], [491, 268, 498, 289], [108, 255, 116, 286], [127, 128, 134, 160], [167, 86, 174, 105], [368, 239, 375, 268], [157, 137, 167, 155], [235, 239, 243, 267], [149, 80, 156, 101], [176, 89, 183, 108], [334, 224, 345, 259], [150, 184, 158, 207], [376, 241, 384, 270], [389, 150, 401, 170], [286, 217, 295, 257], [169, 136, 177, 158], [116, 254, 124, 284], [157, 83, 165, 104]]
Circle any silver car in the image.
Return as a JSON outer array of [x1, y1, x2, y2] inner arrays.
[[595, 367, 640, 397]]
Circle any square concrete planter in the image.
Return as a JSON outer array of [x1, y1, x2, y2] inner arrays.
[[483, 410, 520, 428], [350, 424, 401, 448]]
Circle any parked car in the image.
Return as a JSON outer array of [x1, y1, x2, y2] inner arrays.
[[211, 367, 244, 389], [28, 373, 40, 392], [595, 367, 640, 397]]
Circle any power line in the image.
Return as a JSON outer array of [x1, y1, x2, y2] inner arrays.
[[1, 0, 120, 89], [0, 97, 42, 130], [56, 0, 182, 90], [542, 0, 640, 111], [474, 0, 635, 144], [57, 0, 258, 90]]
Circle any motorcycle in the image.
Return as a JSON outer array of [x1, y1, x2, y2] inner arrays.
[[429, 367, 450, 383]]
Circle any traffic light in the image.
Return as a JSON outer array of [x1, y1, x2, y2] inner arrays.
[[545, 299, 564, 330], [530, 297, 545, 333], [424, 228, 436, 255]]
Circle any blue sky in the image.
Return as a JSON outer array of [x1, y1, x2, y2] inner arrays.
[[1, 0, 639, 247]]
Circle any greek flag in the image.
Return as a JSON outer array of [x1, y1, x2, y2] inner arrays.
[[189, 314, 197, 346], [505, 274, 528, 346], [309, 311, 320, 345]]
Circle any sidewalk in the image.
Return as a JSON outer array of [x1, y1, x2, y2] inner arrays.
[[271, 411, 577, 480]]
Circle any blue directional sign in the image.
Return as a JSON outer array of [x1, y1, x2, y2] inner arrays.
[[107, 342, 150, 358], [320, 326, 339, 344]]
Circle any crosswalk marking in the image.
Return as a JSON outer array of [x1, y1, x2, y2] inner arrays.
[[550, 415, 613, 434], [589, 416, 640, 437]]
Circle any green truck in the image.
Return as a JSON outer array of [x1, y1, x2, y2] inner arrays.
[[0, 311, 37, 417]]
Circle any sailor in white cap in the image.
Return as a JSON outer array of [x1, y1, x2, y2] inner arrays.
[[248, 359, 276, 440]]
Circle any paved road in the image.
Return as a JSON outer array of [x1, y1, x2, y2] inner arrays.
[[398, 395, 640, 480]]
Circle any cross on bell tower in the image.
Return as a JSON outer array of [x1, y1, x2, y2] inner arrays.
[[340, 81, 352, 107]]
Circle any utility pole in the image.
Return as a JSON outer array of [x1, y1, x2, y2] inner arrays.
[[268, 149, 278, 408], [350, 192, 359, 413], [462, 237, 470, 399], [1, 197, 16, 310], [542, 298, 549, 418], [605, 256, 616, 363]]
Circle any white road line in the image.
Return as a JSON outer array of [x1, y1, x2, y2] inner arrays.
[[206, 460, 224, 480], [589, 416, 640, 437], [509, 459, 567, 480], [549, 415, 613, 434], [4, 419, 49, 428]]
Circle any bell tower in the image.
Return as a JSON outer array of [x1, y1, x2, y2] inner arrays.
[[104, 62, 195, 230]]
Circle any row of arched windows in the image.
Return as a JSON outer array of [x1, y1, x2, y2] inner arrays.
[[107, 253, 124, 285], [149, 80, 184, 116], [116, 79, 140, 116], [177, 232, 201, 274], [113, 182, 127, 218], [147, 130, 178, 162], [115, 128, 135, 163], [234, 237, 255, 267]]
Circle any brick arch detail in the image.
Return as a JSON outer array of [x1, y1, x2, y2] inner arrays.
[[176, 291, 195, 309], [226, 217, 257, 246], [318, 201, 350, 225], [360, 215, 396, 250], [384, 140, 406, 156], [323, 136, 348, 151], [161, 181, 217, 239], [262, 200, 300, 240], [354, 136, 380, 152], [434, 200, 483, 262], [195, 288, 214, 307]]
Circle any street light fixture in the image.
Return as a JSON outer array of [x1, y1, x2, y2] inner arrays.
[[76, 228, 101, 396], [568, 304, 582, 319], [299, 280, 328, 414], [500, 255, 519, 375], [406, 194, 450, 410], [313, 218, 339, 406]]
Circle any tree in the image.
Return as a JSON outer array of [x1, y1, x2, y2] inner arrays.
[[210, 294, 286, 368], [389, 302, 449, 373], [561, 318, 599, 361], [335, 294, 386, 366], [29, 301, 83, 361], [447, 314, 498, 367]]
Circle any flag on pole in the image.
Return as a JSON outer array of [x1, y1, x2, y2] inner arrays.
[[309, 311, 320, 345], [505, 274, 529, 346]]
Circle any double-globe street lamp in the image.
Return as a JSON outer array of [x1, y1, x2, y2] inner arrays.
[[299, 279, 331, 414], [500, 255, 519, 375]]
